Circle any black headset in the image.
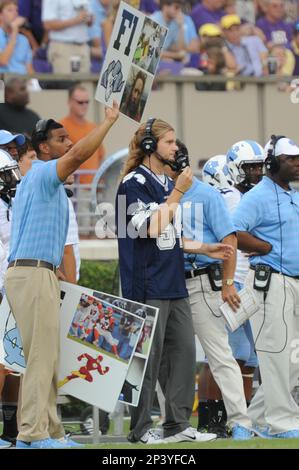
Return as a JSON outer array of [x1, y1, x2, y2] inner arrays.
[[139, 118, 157, 155], [173, 139, 190, 172], [265, 134, 286, 173]]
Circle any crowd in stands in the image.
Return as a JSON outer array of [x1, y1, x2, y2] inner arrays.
[[0, 0, 299, 81]]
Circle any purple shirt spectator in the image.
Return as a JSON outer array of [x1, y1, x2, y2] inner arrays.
[[140, 0, 159, 14], [256, 17, 293, 45], [18, 0, 43, 44], [191, 3, 225, 33]]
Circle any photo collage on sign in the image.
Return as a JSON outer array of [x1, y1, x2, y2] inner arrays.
[[120, 17, 167, 123], [68, 293, 144, 365], [59, 284, 146, 412], [93, 291, 158, 407], [96, 1, 168, 123]]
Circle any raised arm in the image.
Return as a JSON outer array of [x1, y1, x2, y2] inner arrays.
[[57, 102, 119, 182], [148, 167, 193, 238]]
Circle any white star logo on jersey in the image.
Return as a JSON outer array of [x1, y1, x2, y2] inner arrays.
[[123, 172, 146, 185], [131, 199, 159, 231], [134, 173, 146, 185], [133, 199, 159, 216]]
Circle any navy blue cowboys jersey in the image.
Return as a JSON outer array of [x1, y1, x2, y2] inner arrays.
[[116, 165, 188, 302]]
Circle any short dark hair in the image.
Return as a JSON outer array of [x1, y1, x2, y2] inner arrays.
[[31, 119, 63, 155], [17, 137, 34, 161], [160, 0, 183, 7], [0, 0, 17, 13], [206, 47, 226, 73], [176, 139, 189, 156], [68, 82, 87, 99]]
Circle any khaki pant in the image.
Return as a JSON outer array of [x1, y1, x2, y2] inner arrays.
[[246, 270, 299, 433], [186, 274, 251, 429], [48, 41, 91, 74], [5, 266, 64, 442]]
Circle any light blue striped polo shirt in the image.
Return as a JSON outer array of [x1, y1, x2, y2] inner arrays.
[[181, 178, 235, 270], [233, 176, 299, 276], [9, 160, 69, 267]]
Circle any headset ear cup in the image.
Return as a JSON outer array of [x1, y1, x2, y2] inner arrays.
[[265, 157, 272, 171], [140, 135, 157, 155], [139, 117, 157, 155], [265, 156, 280, 173], [266, 134, 285, 173]]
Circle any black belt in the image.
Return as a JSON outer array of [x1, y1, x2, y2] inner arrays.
[[8, 259, 57, 273], [250, 265, 299, 280], [185, 267, 209, 279], [52, 40, 86, 46]]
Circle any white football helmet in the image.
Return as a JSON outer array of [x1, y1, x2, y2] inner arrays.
[[226, 140, 264, 184], [202, 155, 233, 189], [0, 149, 21, 197]]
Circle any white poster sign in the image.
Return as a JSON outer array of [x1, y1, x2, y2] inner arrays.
[[0, 282, 158, 410], [95, 1, 168, 123], [58, 284, 145, 412], [66, 284, 159, 408], [0, 296, 25, 374]]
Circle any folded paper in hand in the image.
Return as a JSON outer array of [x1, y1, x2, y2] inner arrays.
[[219, 287, 260, 332]]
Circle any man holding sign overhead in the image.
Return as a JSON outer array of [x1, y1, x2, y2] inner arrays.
[[4, 102, 119, 449]]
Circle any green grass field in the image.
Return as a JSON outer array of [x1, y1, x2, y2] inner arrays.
[[83, 438, 299, 449], [2, 414, 298, 449], [62, 415, 299, 449]]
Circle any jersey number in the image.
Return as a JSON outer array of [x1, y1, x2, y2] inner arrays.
[[157, 224, 176, 251]]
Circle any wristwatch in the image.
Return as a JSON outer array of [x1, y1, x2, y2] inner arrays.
[[224, 279, 234, 286]]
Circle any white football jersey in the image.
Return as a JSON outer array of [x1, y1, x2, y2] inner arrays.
[[0, 198, 11, 291], [220, 187, 249, 285]]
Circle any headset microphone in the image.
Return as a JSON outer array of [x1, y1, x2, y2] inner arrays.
[[140, 118, 190, 172], [154, 151, 189, 172], [153, 151, 177, 170]]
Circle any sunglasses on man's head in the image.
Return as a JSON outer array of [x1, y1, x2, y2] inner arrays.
[[35, 119, 56, 134]]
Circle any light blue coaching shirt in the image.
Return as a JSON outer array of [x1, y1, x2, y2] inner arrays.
[[0, 29, 32, 74], [233, 176, 299, 276], [150, 12, 197, 49], [150, 11, 180, 50], [181, 178, 235, 270], [9, 160, 69, 267]]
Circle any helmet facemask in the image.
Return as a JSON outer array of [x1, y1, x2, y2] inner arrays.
[[238, 160, 265, 189], [0, 162, 22, 198]]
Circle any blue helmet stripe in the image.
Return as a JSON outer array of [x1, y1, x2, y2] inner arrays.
[[248, 140, 262, 157]]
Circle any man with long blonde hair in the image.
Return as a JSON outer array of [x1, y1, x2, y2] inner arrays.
[[116, 117, 233, 444]]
